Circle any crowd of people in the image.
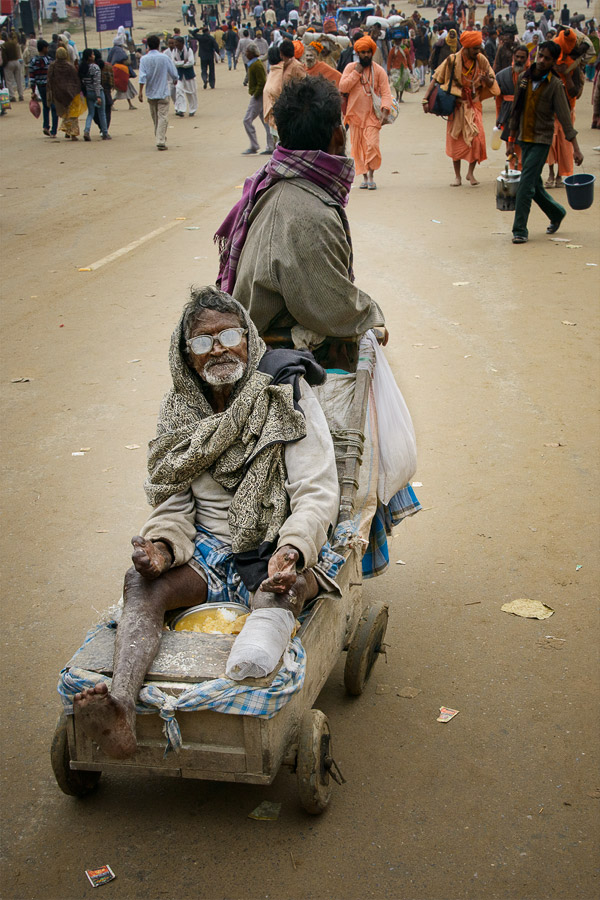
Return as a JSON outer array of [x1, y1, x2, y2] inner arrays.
[[1, 2, 598, 229], [0, 25, 136, 138]]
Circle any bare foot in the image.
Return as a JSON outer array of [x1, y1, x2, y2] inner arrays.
[[450, 177, 462, 187], [73, 682, 137, 759], [131, 535, 171, 579], [466, 175, 480, 186]]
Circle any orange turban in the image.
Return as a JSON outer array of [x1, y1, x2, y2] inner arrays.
[[293, 40, 304, 58], [354, 35, 377, 54], [309, 40, 324, 54], [460, 30, 483, 48], [553, 28, 576, 63]]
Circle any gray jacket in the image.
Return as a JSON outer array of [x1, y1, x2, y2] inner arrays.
[[233, 178, 385, 339]]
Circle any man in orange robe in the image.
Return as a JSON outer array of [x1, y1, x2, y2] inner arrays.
[[339, 35, 393, 190], [424, 30, 500, 186], [546, 28, 579, 188], [304, 41, 342, 86]]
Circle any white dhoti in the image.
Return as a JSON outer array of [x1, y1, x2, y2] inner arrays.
[[175, 76, 198, 115]]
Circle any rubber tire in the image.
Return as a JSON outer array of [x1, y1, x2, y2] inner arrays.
[[296, 709, 333, 815], [50, 711, 101, 797], [344, 601, 389, 696]]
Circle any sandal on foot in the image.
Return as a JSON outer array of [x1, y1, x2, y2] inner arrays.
[[359, 181, 369, 189], [544, 177, 555, 188], [367, 181, 377, 190], [512, 235, 528, 244]]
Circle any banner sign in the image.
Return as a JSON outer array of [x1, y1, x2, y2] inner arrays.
[[95, 0, 133, 32], [42, 0, 67, 21]]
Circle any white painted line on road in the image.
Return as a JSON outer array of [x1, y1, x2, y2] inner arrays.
[[84, 219, 183, 272]]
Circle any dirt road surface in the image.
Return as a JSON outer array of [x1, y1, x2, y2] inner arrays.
[[1, 24, 599, 900]]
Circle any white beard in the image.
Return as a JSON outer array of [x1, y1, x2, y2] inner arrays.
[[201, 358, 245, 387]]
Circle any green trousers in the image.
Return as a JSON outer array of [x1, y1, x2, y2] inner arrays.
[[512, 141, 566, 239]]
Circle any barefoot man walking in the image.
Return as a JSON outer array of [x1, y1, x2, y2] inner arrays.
[[423, 30, 500, 186]]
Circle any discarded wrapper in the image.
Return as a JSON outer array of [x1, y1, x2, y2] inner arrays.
[[248, 801, 281, 821], [437, 706, 459, 723], [85, 865, 115, 888], [501, 598, 554, 620]]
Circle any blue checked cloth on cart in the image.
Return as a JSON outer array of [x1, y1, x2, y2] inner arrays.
[[333, 484, 421, 579], [58, 626, 306, 757], [362, 485, 421, 578]]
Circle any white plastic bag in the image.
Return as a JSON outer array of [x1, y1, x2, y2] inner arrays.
[[368, 332, 417, 505], [225, 608, 295, 681]]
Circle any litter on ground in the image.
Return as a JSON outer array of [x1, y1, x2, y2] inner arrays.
[[85, 865, 115, 888], [437, 707, 459, 723], [501, 598, 554, 619], [248, 801, 281, 821]]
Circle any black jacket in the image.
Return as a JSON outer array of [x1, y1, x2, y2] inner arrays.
[[196, 32, 219, 60], [337, 46, 354, 72], [224, 30, 239, 51]]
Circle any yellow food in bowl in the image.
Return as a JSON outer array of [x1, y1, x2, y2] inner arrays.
[[173, 608, 249, 634]]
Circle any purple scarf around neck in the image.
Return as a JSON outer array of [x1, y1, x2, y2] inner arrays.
[[214, 145, 356, 294]]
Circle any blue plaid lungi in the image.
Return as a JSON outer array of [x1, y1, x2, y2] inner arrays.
[[362, 485, 421, 578], [189, 527, 345, 604]]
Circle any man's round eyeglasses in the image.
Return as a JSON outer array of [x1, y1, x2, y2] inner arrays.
[[186, 328, 247, 356]]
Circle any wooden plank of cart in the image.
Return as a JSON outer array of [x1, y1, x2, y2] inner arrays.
[[51, 340, 389, 814]]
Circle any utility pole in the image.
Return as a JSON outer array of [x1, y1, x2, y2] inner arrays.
[[80, 0, 88, 48]]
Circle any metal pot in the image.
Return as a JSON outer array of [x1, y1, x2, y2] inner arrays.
[[496, 163, 521, 211]]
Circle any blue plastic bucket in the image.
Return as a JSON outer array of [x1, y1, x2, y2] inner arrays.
[[563, 173, 595, 211]]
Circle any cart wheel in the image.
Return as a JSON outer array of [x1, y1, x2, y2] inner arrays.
[[344, 601, 389, 697], [296, 709, 333, 815], [51, 712, 101, 797]]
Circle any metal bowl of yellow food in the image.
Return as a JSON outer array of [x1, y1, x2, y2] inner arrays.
[[170, 602, 249, 634]]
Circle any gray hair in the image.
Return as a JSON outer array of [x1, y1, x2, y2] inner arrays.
[[245, 41, 259, 57], [182, 286, 243, 340]]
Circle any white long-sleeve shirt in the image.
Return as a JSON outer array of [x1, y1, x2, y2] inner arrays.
[[173, 45, 195, 70], [140, 380, 340, 570]]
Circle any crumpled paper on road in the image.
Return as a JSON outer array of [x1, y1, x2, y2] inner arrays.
[[501, 598, 554, 619]]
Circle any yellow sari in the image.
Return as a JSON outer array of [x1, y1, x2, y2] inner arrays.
[[60, 92, 86, 137]]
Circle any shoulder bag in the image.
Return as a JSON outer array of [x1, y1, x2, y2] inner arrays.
[[368, 70, 398, 125], [427, 54, 457, 117]]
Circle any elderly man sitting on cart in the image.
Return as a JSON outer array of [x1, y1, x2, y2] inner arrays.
[[73, 287, 343, 760]]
